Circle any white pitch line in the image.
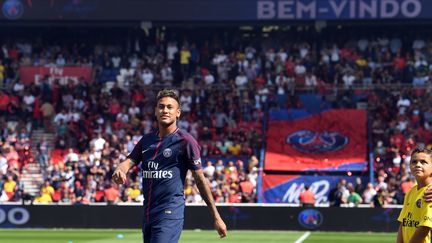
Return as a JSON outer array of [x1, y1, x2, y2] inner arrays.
[[294, 231, 311, 243]]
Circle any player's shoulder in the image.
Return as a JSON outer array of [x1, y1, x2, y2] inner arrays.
[[405, 186, 417, 197], [141, 131, 158, 140], [176, 129, 197, 142]]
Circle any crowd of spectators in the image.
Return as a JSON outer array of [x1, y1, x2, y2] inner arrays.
[[0, 26, 431, 205]]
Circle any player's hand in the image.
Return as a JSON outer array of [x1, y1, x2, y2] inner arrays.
[[214, 217, 227, 238], [424, 184, 432, 203], [112, 169, 127, 185]]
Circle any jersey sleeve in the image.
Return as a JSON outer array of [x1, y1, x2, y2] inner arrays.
[[127, 137, 143, 164], [184, 135, 202, 171], [419, 200, 432, 228]]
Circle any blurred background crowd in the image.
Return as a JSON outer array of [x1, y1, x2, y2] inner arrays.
[[0, 25, 431, 206]]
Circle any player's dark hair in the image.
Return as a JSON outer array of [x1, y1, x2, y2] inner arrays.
[[411, 147, 432, 157], [156, 89, 180, 108]]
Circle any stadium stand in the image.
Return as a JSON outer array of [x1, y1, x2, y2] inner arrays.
[[0, 24, 431, 207]]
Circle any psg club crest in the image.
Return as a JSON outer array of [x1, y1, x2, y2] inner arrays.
[[2, 0, 24, 20], [298, 209, 323, 229], [163, 148, 172, 158], [417, 199, 422, 208], [287, 130, 348, 154]]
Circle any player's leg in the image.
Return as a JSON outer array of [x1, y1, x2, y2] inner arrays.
[[143, 222, 152, 243], [150, 218, 184, 243]]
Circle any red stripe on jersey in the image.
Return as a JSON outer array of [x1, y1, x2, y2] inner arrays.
[[146, 140, 162, 222]]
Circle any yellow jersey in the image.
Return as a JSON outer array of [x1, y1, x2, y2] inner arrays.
[[3, 180, 16, 193], [398, 184, 432, 243], [126, 188, 141, 200], [180, 50, 191, 64], [41, 185, 54, 196]]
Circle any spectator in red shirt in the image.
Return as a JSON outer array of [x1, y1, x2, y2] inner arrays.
[[227, 187, 240, 203], [239, 176, 255, 202], [299, 185, 316, 207], [393, 53, 406, 70], [0, 90, 10, 116], [108, 99, 121, 121], [104, 183, 119, 205], [401, 177, 415, 194]]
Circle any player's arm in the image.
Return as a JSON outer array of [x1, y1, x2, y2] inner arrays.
[[396, 223, 403, 243], [112, 138, 142, 185], [192, 169, 227, 238], [423, 185, 432, 203], [112, 159, 136, 185], [408, 226, 430, 243]]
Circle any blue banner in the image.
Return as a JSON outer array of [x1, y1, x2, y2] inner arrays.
[[262, 174, 363, 203], [1, 0, 430, 21]]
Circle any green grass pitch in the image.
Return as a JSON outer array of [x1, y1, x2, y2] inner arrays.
[[0, 229, 396, 243]]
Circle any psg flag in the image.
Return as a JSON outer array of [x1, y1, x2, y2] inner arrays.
[[265, 109, 367, 172]]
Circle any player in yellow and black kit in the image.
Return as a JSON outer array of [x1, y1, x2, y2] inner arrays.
[[397, 148, 432, 243]]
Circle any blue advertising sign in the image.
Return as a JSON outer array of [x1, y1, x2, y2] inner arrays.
[[1, 0, 431, 21], [262, 174, 364, 203]]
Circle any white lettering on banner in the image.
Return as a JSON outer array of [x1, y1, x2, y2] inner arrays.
[[0, 207, 30, 225], [381, 0, 398, 18], [257, 0, 422, 20], [34, 75, 79, 85], [401, 0, 422, 17], [297, 1, 316, 19], [359, 0, 377, 18], [278, 1, 294, 19], [257, 1, 275, 19], [281, 180, 330, 204], [20, 66, 92, 85], [329, 0, 347, 18], [49, 67, 64, 76], [0, 209, 6, 224], [350, 0, 356, 18], [8, 208, 30, 225], [313, 180, 330, 203], [282, 182, 303, 203]]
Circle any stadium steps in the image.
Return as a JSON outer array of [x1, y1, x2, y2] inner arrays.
[[21, 163, 44, 197], [30, 129, 56, 158], [22, 129, 56, 197]]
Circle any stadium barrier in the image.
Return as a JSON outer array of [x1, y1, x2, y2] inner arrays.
[[0, 203, 400, 232]]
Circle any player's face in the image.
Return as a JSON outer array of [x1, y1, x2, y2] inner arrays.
[[155, 97, 180, 127], [410, 152, 432, 179]]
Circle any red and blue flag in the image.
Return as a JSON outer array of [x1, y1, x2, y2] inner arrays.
[[265, 109, 367, 172]]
